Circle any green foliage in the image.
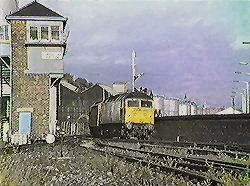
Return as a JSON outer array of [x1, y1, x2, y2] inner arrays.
[[239, 172, 249, 185], [41, 146, 48, 151], [87, 163, 92, 167], [221, 173, 233, 185], [13, 122, 18, 131], [0, 172, 11, 186]]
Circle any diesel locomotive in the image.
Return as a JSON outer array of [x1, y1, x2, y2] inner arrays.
[[89, 92, 156, 139]]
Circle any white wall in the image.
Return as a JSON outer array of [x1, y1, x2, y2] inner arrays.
[[153, 96, 164, 116], [179, 103, 190, 116], [242, 93, 246, 113], [27, 47, 64, 74], [190, 104, 197, 115]]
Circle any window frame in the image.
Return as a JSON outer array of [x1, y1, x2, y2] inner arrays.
[[40, 25, 50, 41], [28, 25, 62, 43], [141, 100, 153, 108], [29, 26, 39, 41], [127, 99, 140, 108], [51, 26, 60, 41], [0, 25, 10, 41], [0, 26, 4, 40]]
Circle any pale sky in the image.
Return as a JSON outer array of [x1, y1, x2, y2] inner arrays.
[[20, 0, 250, 107]]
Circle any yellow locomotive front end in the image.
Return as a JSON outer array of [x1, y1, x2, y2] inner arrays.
[[123, 96, 155, 139], [125, 99, 154, 125]]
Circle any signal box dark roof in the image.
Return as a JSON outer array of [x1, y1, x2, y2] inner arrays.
[[9, 1, 64, 17]]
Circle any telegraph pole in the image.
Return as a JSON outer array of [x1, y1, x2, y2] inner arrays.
[[131, 50, 144, 92], [132, 50, 136, 92], [231, 96, 235, 114]]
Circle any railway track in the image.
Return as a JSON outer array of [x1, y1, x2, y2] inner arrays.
[[1, 136, 248, 160], [0, 136, 249, 184], [139, 142, 250, 160], [84, 138, 249, 185], [98, 141, 248, 173], [106, 138, 250, 159], [82, 142, 221, 185]]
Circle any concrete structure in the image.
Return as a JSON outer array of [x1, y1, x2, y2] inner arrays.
[[0, 0, 19, 141], [190, 102, 197, 115], [179, 102, 190, 116], [153, 96, 181, 117], [154, 95, 202, 117], [216, 107, 242, 115], [3, 1, 68, 144], [154, 114, 250, 145], [153, 96, 164, 116], [241, 91, 247, 113], [164, 98, 180, 116], [196, 105, 204, 115], [163, 99, 169, 116], [153, 94, 223, 117], [203, 107, 223, 115], [100, 84, 117, 96], [112, 82, 131, 94]]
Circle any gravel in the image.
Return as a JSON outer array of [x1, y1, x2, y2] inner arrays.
[[0, 139, 184, 185]]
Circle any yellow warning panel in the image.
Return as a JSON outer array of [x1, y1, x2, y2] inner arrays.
[[125, 107, 155, 125]]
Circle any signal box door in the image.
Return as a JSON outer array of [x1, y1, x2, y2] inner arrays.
[[19, 112, 32, 134]]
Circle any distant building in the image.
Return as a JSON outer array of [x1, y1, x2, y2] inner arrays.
[[112, 82, 132, 94], [164, 98, 180, 116], [154, 94, 224, 117], [203, 107, 224, 115], [241, 92, 247, 113], [179, 102, 191, 116], [58, 83, 116, 126], [153, 96, 164, 116], [216, 107, 242, 115], [190, 102, 197, 115], [196, 105, 204, 115]]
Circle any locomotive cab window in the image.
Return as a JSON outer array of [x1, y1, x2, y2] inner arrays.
[[141, 100, 152, 108], [128, 100, 139, 107]]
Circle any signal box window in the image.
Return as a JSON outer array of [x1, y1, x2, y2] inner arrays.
[[41, 26, 49, 40], [128, 100, 139, 107], [4, 26, 9, 40], [30, 26, 38, 40], [0, 25, 9, 40], [51, 26, 60, 40], [141, 101, 152, 108], [0, 26, 4, 40]]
